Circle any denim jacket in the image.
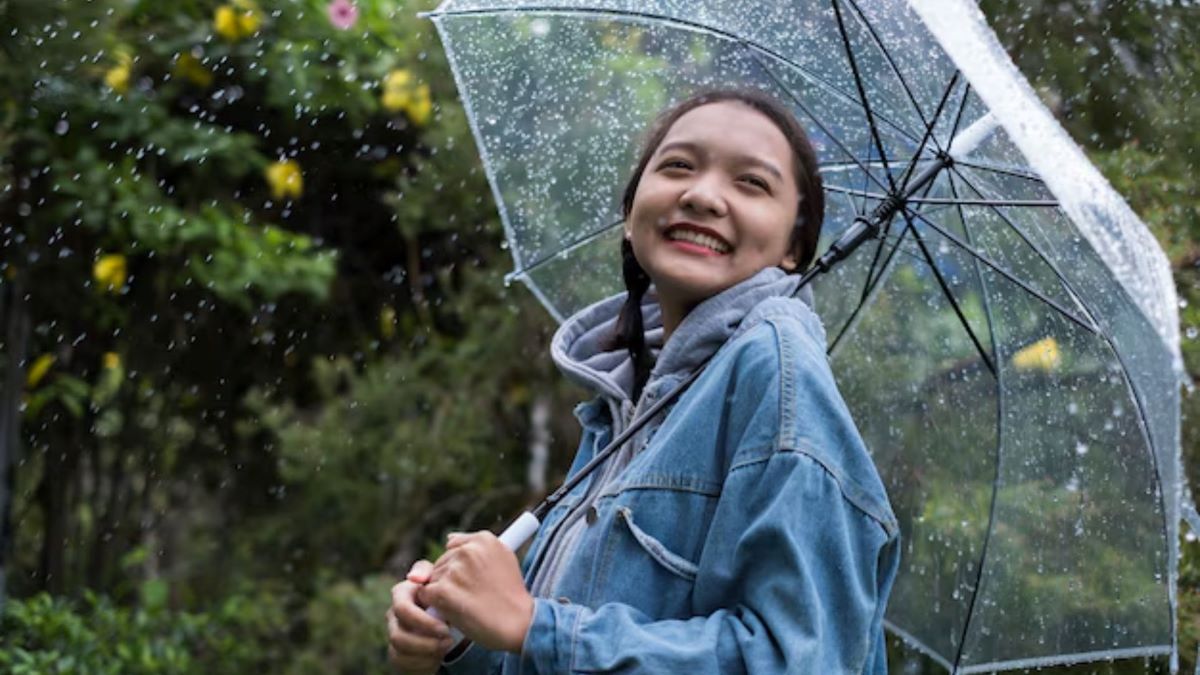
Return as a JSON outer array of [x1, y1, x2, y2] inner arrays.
[[443, 268, 900, 674]]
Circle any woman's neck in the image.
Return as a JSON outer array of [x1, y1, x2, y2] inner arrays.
[[657, 296, 695, 344]]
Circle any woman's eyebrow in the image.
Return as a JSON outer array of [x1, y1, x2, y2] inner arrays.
[[656, 140, 783, 182]]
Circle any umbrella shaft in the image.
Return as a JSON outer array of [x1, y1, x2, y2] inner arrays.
[[814, 153, 951, 274]]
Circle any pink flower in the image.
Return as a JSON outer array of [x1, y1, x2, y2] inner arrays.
[[328, 0, 359, 30]]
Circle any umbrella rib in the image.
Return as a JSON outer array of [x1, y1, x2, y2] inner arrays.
[[827, 225, 911, 356], [895, 71, 960, 190], [946, 164, 1097, 321], [944, 167, 1003, 672], [912, 196, 1057, 207], [941, 81, 1045, 183], [901, 215, 997, 376], [843, 0, 936, 137], [503, 218, 624, 283], [857, 218, 895, 305], [822, 158, 917, 172], [832, 148, 952, 354], [746, 48, 895, 195], [948, 79, 973, 153], [823, 184, 1057, 207], [1098, 349, 1177, 665], [954, 159, 1043, 183], [903, 209, 1098, 334], [831, 0, 898, 192], [429, 5, 927, 148]]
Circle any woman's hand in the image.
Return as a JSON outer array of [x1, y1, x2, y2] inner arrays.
[[387, 560, 455, 674], [417, 531, 535, 653]]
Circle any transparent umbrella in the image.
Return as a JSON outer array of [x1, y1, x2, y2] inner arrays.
[[423, 0, 1186, 671]]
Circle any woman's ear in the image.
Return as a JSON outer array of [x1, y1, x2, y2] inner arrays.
[[779, 254, 799, 273]]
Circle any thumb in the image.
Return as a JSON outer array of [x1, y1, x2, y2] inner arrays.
[[406, 559, 434, 584]]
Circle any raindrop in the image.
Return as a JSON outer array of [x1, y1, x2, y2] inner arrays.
[[54, 119, 69, 135]]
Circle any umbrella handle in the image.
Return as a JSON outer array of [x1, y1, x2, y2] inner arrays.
[[423, 511, 542, 652]]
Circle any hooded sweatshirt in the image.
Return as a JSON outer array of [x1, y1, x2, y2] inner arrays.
[[529, 266, 814, 597]]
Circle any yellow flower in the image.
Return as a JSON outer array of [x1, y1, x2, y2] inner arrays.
[[93, 253, 127, 293], [214, 6, 242, 40], [238, 7, 263, 36], [407, 84, 433, 126], [104, 53, 132, 93], [26, 354, 55, 389], [379, 306, 397, 339], [1012, 336, 1061, 372], [214, 2, 262, 42], [174, 52, 213, 88], [265, 159, 303, 200], [381, 70, 433, 126], [381, 69, 415, 112], [102, 352, 121, 370]]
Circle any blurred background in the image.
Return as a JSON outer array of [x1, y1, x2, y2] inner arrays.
[[0, 0, 1197, 672]]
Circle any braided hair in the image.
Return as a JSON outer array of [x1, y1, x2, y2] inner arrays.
[[610, 89, 825, 402]]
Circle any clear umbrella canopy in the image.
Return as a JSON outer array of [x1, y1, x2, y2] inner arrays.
[[426, 0, 1185, 671]]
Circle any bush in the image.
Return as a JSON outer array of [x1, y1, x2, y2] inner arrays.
[[0, 586, 289, 674]]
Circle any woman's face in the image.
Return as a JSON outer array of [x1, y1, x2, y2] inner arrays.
[[626, 101, 801, 314]]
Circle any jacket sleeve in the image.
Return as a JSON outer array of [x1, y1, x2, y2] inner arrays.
[[517, 446, 901, 674], [439, 641, 503, 675]]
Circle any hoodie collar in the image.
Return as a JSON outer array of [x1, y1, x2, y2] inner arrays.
[[551, 267, 813, 407]]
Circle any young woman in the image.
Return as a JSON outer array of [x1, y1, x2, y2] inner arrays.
[[387, 89, 900, 674]]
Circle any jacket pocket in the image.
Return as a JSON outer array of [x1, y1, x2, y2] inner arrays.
[[616, 506, 698, 582]]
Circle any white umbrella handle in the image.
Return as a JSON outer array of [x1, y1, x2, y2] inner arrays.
[[423, 511, 542, 647]]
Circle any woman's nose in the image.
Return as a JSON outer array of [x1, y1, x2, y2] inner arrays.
[[678, 176, 726, 217]]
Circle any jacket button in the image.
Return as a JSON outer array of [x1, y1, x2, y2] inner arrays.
[[585, 505, 599, 525], [556, 596, 571, 605]]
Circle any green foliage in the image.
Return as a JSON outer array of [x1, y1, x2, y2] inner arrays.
[[283, 573, 395, 675], [0, 588, 289, 674]]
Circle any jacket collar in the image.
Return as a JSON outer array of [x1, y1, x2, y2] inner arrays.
[[551, 267, 813, 407]]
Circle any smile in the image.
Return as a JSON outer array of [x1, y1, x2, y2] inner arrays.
[[664, 225, 732, 254]]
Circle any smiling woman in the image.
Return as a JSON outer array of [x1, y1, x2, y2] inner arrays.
[[615, 90, 825, 399], [626, 103, 803, 339], [386, 89, 899, 675]]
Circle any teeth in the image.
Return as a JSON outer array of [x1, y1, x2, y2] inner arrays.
[[667, 229, 730, 253]]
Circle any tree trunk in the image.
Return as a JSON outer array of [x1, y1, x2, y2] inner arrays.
[[36, 424, 70, 595], [0, 276, 31, 610], [527, 394, 551, 496]]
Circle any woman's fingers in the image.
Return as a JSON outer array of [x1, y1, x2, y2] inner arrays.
[[387, 609, 453, 656], [391, 579, 451, 639], [406, 558, 434, 583]]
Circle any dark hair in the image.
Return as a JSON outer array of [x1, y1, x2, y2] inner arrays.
[[613, 89, 825, 401]]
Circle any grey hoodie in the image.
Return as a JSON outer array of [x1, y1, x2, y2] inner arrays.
[[529, 266, 814, 597]]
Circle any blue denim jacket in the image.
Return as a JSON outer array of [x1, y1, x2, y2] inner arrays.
[[444, 269, 900, 674]]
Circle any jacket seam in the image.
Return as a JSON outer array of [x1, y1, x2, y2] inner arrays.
[[727, 446, 898, 536], [604, 482, 722, 498], [568, 603, 584, 673], [769, 319, 796, 448]]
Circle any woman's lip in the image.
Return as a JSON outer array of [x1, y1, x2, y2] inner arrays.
[[666, 238, 726, 257], [665, 222, 733, 250]]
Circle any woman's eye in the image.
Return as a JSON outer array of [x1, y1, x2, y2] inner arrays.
[[741, 175, 770, 191], [660, 159, 692, 171]]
